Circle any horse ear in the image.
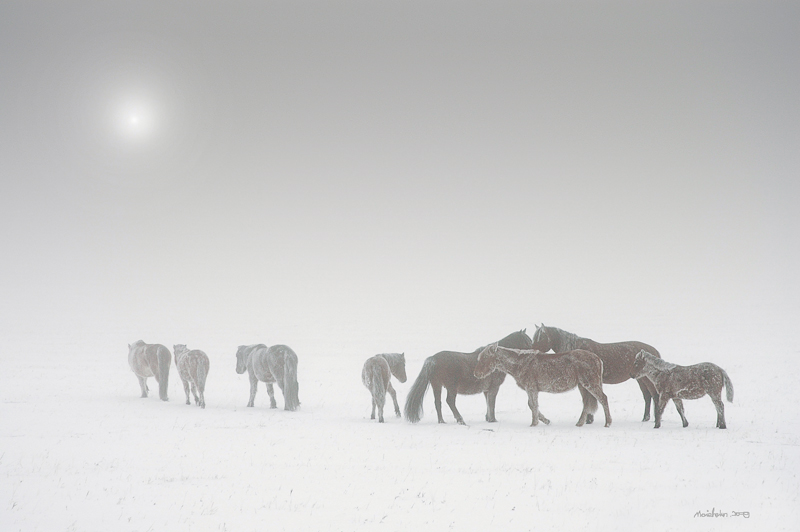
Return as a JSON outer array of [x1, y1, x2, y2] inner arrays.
[[522, 328, 526, 333]]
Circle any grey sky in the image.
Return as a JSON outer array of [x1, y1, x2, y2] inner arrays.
[[1, 2, 797, 351]]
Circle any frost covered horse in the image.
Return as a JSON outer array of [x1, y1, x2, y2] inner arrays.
[[475, 344, 612, 427], [532, 324, 669, 422], [362, 353, 407, 422], [236, 344, 300, 411], [127, 340, 171, 401], [173, 344, 210, 409], [631, 350, 734, 429], [404, 329, 533, 425]]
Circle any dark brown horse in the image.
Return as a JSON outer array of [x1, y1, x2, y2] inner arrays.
[[404, 329, 534, 425], [474, 344, 612, 427], [531, 324, 672, 422], [631, 350, 734, 429]]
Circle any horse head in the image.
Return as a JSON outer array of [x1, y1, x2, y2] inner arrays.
[[394, 353, 408, 383], [531, 324, 552, 351], [474, 343, 499, 379], [630, 349, 649, 379], [235, 345, 249, 374]]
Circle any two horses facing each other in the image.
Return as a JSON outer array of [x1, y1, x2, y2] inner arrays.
[[236, 344, 300, 411], [631, 350, 734, 429], [362, 353, 407, 422], [173, 344, 210, 409], [475, 343, 612, 427]]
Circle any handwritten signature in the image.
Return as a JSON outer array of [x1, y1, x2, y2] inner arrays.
[[694, 508, 750, 519]]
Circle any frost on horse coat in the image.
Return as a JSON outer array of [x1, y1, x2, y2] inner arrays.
[[475, 344, 612, 427], [173, 344, 210, 409], [128, 340, 171, 401], [532, 324, 669, 422], [404, 329, 533, 425], [362, 353, 407, 423], [631, 350, 734, 429], [236, 344, 300, 411]]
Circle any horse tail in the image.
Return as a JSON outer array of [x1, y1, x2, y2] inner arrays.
[[404, 357, 434, 423], [721, 368, 734, 402], [196, 355, 208, 393], [283, 353, 300, 411], [157, 346, 171, 401], [370, 363, 387, 408]]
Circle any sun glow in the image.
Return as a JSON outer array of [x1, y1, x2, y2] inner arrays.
[[113, 98, 158, 142]]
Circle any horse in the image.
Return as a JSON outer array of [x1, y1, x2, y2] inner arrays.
[[235, 344, 300, 411], [532, 324, 672, 423], [631, 350, 734, 429], [475, 344, 612, 427], [127, 340, 171, 401], [173, 344, 210, 409], [362, 353, 407, 422], [404, 329, 535, 425]]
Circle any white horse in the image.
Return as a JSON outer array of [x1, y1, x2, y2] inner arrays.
[[173, 344, 210, 409], [128, 340, 171, 401]]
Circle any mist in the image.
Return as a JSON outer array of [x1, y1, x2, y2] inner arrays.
[[1, 2, 798, 354]]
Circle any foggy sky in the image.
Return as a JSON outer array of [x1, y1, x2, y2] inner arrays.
[[1, 2, 798, 353]]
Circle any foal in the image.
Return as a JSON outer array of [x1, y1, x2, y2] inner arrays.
[[362, 353, 407, 422], [173, 344, 210, 409], [475, 344, 611, 427], [631, 350, 733, 429]]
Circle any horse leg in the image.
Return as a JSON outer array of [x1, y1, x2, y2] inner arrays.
[[654, 393, 670, 429], [637, 377, 657, 422], [387, 382, 401, 417], [711, 393, 726, 429], [576, 386, 591, 427], [370, 396, 376, 420], [432, 383, 445, 424], [673, 398, 688, 427], [484, 389, 499, 423], [525, 394, 550, 424], [587, 383, 612, 428], [445, 388, 466, 425], [377, 387, 386, 423], [191, 382, 199, 405], [247, 374, 258, 407], [527, 390, 541, 427], [138, 376, 148, 398], [183, 379, 191, 405], [266, 383, 277, 409]]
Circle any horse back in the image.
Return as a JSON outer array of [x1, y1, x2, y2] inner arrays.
[[431, 350, 499, 394], [362, 355, 390, 389]]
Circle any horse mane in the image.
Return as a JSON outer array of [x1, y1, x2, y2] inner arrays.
[[640, 350, 676, 371], [542, 326, 582, 351]]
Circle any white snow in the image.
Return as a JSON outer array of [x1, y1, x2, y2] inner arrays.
[[1, 316, 798, 532]]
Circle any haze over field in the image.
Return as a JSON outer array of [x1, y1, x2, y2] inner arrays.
[[1, 2, 798, 530]]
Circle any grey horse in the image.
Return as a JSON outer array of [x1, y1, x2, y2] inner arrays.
[[128, 340, 171, 401], [235, 344, 300, 411], [362, 353, 407, 422]]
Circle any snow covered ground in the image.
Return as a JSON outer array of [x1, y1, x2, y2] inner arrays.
[[1, 315, 798, 532]]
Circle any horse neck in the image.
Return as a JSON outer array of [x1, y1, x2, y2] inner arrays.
[[551, 328, 583, 352], [499, 331, 531, 350], [644, 354, 675, 371], [494, 347, 526, 378], [381, 353, 401, 372]]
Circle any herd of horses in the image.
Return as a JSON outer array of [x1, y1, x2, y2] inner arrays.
[[128, 324, 734, 429]]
